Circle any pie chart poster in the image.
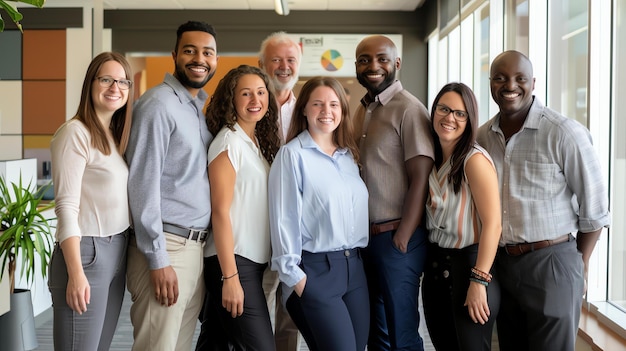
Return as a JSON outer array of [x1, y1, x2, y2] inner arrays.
[[288, 34, 403, 77]]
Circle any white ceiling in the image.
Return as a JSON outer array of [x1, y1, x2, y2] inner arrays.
[[43, 0, 426, 11]]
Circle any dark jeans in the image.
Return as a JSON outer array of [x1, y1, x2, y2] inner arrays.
[[196, 255, 275, 351], [422, 243, 500, 351], [363, 227, 427, 351], [286, 248, 369, 351]]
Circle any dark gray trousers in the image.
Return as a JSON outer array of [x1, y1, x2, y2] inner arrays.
[[496, 237, 583, 351]]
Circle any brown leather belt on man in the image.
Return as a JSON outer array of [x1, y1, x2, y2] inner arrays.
[[370, 219, 401, 236], [503, 234, 572, 256]]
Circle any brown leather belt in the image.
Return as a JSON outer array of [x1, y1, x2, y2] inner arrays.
[[503, 234, 572, 256], [370, 219, 400, 236]]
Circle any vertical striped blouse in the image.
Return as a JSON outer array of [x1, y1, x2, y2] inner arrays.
[[426, 144, 495, 249]]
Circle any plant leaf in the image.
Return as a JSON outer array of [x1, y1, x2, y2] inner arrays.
[[13, 0, 46, 7], [0, 1, 23, 32], [0, 0, 45, 32], [0, 1, 24, 22], [0, 173, 54, 289]]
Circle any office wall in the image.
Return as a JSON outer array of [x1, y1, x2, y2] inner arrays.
[[0, 29, 68, 162], [2, 7, 432, 160], [0, 8, 83, 169], [105, 9, 431, 101]]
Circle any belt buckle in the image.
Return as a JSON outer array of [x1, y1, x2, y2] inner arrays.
[[189, 229, 207, 242]]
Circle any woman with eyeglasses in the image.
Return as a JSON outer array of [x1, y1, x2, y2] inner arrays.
[[421, 82, 502, 351], [49, 51, 133, 350]]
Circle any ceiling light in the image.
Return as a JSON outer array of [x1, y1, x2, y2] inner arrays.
[[275, 0, 289, 16]]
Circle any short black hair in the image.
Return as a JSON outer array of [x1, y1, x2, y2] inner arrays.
[[174, 21, 217, 52]]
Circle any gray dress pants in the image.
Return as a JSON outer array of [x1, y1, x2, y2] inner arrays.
[[48, 230, 128, 351]]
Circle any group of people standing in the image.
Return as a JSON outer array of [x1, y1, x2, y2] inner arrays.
[[47, 18, 610, 351]]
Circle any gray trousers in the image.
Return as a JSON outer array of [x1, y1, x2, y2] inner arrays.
[[48, 230, 129, 351], [496, 237, 584, 351]]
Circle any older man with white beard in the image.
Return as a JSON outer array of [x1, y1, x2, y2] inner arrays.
[[259, 32, 301, 143], [258, 31, 303, 351]]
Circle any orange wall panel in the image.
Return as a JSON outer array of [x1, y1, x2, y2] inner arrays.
[[23, 81, 66, 134], [23, 30, 66, 80]]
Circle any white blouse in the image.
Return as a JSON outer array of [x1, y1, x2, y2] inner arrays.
[[204, 123, 271, 264]]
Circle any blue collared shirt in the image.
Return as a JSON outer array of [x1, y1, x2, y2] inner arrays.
[[126, 73, 213, 269], [269, 130, 369, 290]]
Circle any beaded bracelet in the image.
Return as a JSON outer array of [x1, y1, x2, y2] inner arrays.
[[221, 272, 239, 281], [471, 266, 492, 278], [470, 271, 492, 284], [471, 267, 493, 282], [469, 277, 489, 287]]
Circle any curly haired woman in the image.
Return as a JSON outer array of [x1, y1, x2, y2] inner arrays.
[[196, 64, 280, 351]]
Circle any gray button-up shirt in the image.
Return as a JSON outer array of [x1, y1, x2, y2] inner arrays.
[[477, 97, 610, 245]]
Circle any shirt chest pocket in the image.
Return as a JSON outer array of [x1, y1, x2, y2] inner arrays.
[[518, 160, 563, 200]]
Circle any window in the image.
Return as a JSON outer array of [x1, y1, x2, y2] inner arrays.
[[429, 0, 626, 340], [507, 0, 529, 53], [547, 0, 588, 126], [460, 15, 474, 87], [475, 3, 490, 123], [448, 27, 461, 82], [610, 0, 626, 313]]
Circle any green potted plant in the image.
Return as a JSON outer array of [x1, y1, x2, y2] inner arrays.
[[0, 0, 46, 32], [0, 174, 54, 351]]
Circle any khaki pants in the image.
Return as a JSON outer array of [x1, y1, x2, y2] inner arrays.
[[127, 233, 205, 351], [263, 268, 302, 351]]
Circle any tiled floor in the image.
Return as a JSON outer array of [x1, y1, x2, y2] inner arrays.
[[33, 290, 442, 350]]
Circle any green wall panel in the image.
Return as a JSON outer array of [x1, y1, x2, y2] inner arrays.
[[0, 30, 22, 80]]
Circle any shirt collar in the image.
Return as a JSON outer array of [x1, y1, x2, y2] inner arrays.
[[233, 122, 256, 146], [163, 73, 209, 104], [490, 96, 543, 133], [523, 96, 545, 130], [360, 80, 403, 107], [286, 90, 297, 105], [297, 130, 348, 156]]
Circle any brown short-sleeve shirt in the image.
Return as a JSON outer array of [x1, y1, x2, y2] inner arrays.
[[354, 80, 434, 223]]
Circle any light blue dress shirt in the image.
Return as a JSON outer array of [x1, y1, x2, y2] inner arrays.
[[268, 130, 369, 298]]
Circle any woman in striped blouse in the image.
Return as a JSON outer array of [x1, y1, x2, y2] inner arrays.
[[422, 82, 502, 351]]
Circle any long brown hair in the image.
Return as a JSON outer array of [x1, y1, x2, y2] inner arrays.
[[430, 82, 479, 193], [74, 52, 134, 155], [286, 76, 360, 164], [205, 64, 280, 164]]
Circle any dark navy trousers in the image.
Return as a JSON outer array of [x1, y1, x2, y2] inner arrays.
[[363, 227, 428, 351], [286, 248, 369, 351]]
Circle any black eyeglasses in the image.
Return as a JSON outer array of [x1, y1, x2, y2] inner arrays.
[[435, 104, 468, 122], [95, 76, 132, 90]]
